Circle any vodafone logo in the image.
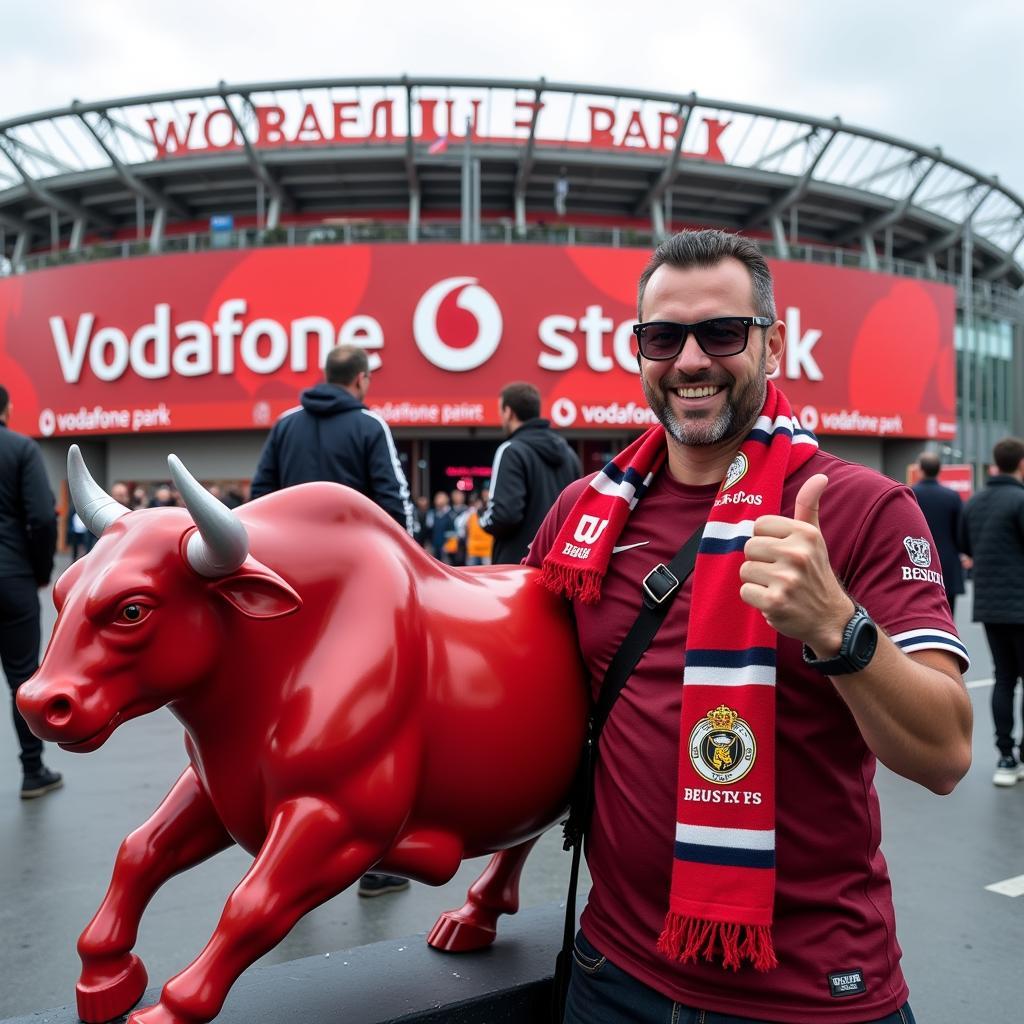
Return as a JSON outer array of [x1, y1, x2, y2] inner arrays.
[[39, 408, 56, 437], [799, 404, 819, 431], [551, 397, 577, 427], [413, 277, 503, 372]]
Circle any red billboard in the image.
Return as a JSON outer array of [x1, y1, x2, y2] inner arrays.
[[0, 245, 957, 440]]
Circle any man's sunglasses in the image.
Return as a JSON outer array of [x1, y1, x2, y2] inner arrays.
[[632, 316, 773, 360]]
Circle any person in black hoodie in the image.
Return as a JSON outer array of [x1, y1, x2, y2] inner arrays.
[[250, 347, 414, 898], [0, 385, 60, 798], [480, 381, 582, 564], [960, 436, 1024, 787], [250, 345, 413, 534]]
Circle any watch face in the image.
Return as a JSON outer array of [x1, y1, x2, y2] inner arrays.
[[850, 619, 878, 664]]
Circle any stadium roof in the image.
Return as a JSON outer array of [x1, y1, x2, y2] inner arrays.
[[1, 77, 1022, 290]]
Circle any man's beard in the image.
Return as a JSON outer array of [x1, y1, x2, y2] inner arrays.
[[642, 347, 767, 447]]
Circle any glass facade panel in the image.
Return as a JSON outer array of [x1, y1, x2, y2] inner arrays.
[[955, 311, 1019, 479]]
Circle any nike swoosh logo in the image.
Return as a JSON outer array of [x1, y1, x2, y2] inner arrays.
[[612, 541, 650, 554]]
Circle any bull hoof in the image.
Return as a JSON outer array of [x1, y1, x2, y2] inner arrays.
[[427, 908, 497, 952], [127, 1003, 196, 1024], [77, 953, 148, 1022]]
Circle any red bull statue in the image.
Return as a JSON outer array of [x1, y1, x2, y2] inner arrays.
[[17, 446, 587, 1024]]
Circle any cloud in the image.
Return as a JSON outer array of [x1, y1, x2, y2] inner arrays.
[[1, 0, 1022, 200]]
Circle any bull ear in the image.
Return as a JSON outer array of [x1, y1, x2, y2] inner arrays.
[[210, 562, 301, 620]]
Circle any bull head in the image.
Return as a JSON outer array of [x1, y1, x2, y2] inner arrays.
[[18, 450, 301, 752]]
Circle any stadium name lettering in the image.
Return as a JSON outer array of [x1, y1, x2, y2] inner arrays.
[[538, 305, 822, 379], [48, 299, 823, 384], [145, 100, 730, 161], [49, 302, 386, 384]]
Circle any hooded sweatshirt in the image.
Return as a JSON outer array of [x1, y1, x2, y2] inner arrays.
[[0, 422, 56, 583], [479, 418, 582, 564], [250, 383, 413, 532], [960, 473, 1024, 623]]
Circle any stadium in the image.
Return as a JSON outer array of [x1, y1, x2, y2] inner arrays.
[[0, 76, 1020, 500]]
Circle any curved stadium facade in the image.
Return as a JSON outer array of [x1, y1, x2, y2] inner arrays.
[[0, 77, 1020, 499]]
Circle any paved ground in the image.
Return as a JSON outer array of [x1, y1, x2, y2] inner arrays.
[[1, 565, 1019, 1021]]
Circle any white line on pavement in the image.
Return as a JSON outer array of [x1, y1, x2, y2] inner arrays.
[[985, 874, 1024, 898], [966, 678, 993, 689]]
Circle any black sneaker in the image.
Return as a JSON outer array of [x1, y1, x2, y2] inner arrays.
[[21, 766, 64, 800], [992, 757, 1023, 787], [358, 872, 410, 898]]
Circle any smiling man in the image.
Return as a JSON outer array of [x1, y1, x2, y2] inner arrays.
[[527, 230, 972, 1024]]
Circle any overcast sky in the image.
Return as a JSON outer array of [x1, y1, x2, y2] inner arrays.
[[2, 0, 1021, 197]]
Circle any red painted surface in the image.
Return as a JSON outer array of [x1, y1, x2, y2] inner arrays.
[[17, 472, 586, 1024], [0, 245, 956, 440]]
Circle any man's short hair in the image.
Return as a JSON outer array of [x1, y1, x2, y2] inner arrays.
[[0, 385, 8, 417], [499, 382, 541, 422], [992, 436, 1024, 474], [637, 229, 777, 321], [918, 452, 941, 478], [324, 345, 369, 386]]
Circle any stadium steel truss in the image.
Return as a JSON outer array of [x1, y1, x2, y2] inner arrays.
[[0, 76, 1021, 308]]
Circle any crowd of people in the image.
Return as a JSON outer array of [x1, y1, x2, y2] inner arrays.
[[412, 488, 493, 564]]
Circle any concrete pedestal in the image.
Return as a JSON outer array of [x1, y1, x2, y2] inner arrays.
[[0, 902, 567, 1024]]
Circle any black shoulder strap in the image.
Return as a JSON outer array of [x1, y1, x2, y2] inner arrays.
[[551, 519, 704, 1024], [564, 517, 704, 846], [591, 520, 704, 742]]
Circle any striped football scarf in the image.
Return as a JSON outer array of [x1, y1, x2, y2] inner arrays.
[[541, 381, 818, 971]]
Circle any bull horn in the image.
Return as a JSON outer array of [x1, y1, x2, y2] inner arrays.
[[68, 444, 131, 536], [168, 454, 249, 578]]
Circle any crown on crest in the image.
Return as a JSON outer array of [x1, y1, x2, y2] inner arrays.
[[706, 705, 738, 730]]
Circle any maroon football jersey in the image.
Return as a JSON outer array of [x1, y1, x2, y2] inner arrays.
[[526, 448, 967, 1022]]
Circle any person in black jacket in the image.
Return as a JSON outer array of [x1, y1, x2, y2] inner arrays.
[[250, 345, 413, 534], [960, 436, 1024, 787], [911, 452, 966, 616], [480, 381, 582, 564], [0, 385, 61, 799], [250, 346, 412, 897]]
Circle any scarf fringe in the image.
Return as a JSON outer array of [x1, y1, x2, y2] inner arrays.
[[657, 913, 778, 972], [540, 562, 602, 604]]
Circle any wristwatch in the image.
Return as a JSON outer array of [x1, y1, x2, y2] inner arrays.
[[802, 604, 878, 675]]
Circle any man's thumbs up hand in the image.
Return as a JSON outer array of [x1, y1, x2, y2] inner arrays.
[[794, 473, 828, 529], [740, 474, 855, 652]]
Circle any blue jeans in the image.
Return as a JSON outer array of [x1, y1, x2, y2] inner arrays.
[[564, 930, 916, 1024]]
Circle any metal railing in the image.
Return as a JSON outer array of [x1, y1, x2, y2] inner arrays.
[[4, 219, 1019, 320], [3, 76, 1023, 264]]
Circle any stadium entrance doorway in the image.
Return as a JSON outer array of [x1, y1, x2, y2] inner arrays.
[[426, 438, 500, 499]]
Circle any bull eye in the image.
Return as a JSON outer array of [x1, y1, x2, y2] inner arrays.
[[119, 603, 149, 624]]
